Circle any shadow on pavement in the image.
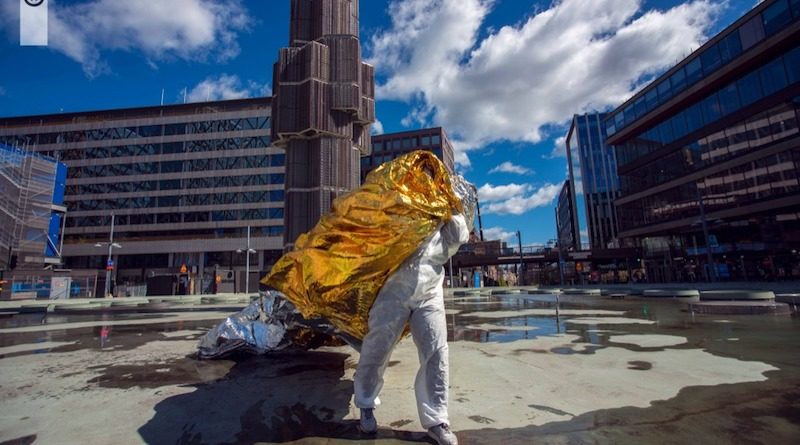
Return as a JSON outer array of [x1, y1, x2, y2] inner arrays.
[[137, 350, 432, 444]]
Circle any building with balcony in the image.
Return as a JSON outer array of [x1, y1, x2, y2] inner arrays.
[[606, 0, 800, 281]]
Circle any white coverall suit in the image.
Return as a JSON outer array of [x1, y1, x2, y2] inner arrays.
[[354, 213, 470, 429]]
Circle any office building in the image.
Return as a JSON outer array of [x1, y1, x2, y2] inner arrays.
[[606, 0, 800, 281], [271, 0, 375, 247], [556, 180, 578, 251], [0, 98, 282, 294], [565, 112, 621, 251], [361, 127, 455, 182]]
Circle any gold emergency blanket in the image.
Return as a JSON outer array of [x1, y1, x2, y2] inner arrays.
[[262, 151, 463, 341]]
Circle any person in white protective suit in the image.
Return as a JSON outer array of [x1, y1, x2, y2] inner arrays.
[[354, 212, 470, 445]]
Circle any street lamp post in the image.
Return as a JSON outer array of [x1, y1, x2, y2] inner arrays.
[[516, 230, 524, 286], [236, 225, 256, 294], [95, 214, 121, 298]]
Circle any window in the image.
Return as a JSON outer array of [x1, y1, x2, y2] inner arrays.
[[392, 139, 401, 149], [760, 57, 788, 95], [270, 190, 285, 202], [737, 69, 764, 107], [701, 93, 723, 124], [685, 102, 704, 134], [718, 31, 743, 64], [669, 68, 687, 97], [701, 44, 722, 75], [633, 97, 646, 118], [785, 45, 800, 84], [372, 141, 383, 152], [739, 16, 765, 50], [402, 138, 412, 149], [431, 135, 441, 144], [718, 82, 741, 116], [792, 0, 800, 18], [657, 80, 672, 103], [271, 153, 286, 167], [623, 105, 635, 125], [762, 0, 792, 36], [645, 89, 659, 111], [685, 58, 703, 86]]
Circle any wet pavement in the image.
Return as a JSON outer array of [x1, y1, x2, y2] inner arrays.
[[0, 290, 799, 444]]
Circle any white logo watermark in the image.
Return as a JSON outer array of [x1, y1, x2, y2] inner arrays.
[[20, 0, 48, 46]]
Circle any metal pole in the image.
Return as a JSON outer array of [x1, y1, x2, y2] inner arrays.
[[448, 257, 454, 289], [105, 214, 114, 297], [245, 225, 251, 294], [696, 185, 716, 282], [517, 230, 524, 286]]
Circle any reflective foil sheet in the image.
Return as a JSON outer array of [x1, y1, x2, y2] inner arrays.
[[262, 151, 465, 341], [197, 290, 361, 359], [452, 174, 478, 233]]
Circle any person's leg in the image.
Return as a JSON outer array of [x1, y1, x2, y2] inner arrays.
[[354, 292, 409, 411], [409, 296, 450, 429]]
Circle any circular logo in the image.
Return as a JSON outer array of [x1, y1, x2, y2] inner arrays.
[[25, 0, 45, 7]]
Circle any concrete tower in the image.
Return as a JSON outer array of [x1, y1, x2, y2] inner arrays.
[[272, 0, 376, 248]]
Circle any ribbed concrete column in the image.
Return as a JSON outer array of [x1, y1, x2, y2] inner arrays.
[[272, 0, 375, 249]]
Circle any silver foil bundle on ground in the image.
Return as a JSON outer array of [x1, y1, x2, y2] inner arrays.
[[197, 290, 361, 360]]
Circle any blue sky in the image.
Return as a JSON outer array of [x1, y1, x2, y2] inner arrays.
[[0, 0, 754, 245]]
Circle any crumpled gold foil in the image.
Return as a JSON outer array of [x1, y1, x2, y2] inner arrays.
[[262, 151, 463, 341]]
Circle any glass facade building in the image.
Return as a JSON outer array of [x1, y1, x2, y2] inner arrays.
[[0, 98, 283, 293], [565, 112, 620, 251], [361, 127, 455, 183], [607, 0, 800, 281], [556, 180, 578, 251]]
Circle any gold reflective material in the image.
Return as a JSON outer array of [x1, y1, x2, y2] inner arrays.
[[262, 151, 463, 341]]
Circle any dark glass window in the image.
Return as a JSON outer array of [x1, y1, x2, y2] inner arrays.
[[392, 140, 401, 149], [633, 97, 646, 118], [645, 89, 659, 111], [718, 82, 741, 115], [685, 102, 704, 134], [432, 135, 441, 144], [672, 112, 689, 140], [701, 93, 723, 124], [762, 0, 792, 36], [792, 0, 800, 17], [421, 136, 431, 145], [402, 138, 412, 149], [623, 105, 635, 125], [760, 57, 788, 95], [159, 179, 181, 190], [669, 68, 687, 96], [164, 123, 186, 136], [700, 44, 722, 75], [739, 16, 765, 50], [271, 153, 286, 167], [657, 80, 672, 103], [785, 45, 800, 84], [373, 141, 383, 152], [737, 69, 764, 106], [270, 190, 285, 202], [718, 31, 743, 63], [685, 58, 703, 86], [162, 142, 183, 154]]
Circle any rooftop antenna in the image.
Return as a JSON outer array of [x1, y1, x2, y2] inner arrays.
[[160, 88, 165, 106], [183, 87, 187, 104]]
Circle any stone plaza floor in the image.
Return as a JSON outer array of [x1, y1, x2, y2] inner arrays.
[[0, 289, 799, 444]]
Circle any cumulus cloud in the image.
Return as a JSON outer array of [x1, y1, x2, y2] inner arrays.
[[483, 183, 561, 215], [546, 136, 568, 159], [368, 0, 722, 164], [372, 118, 385, 135], [478, 183, 531, 202], [483, 226, 517, 241], [489, 161, 532, 175], [185, 74, 268, 103], [0, 0, 252, 77]]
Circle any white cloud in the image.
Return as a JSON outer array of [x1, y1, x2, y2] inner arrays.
[[483, 183, 561, 215], [477, 183, 531, 202], [372, 119, 385, 135], [483, 226, 516, 241], [185, 74, 268, 103], [546, 136, 568, 159], [368, 0, 722, 164], [489, 161, 532, 175], [0, 0, 252, 77]]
